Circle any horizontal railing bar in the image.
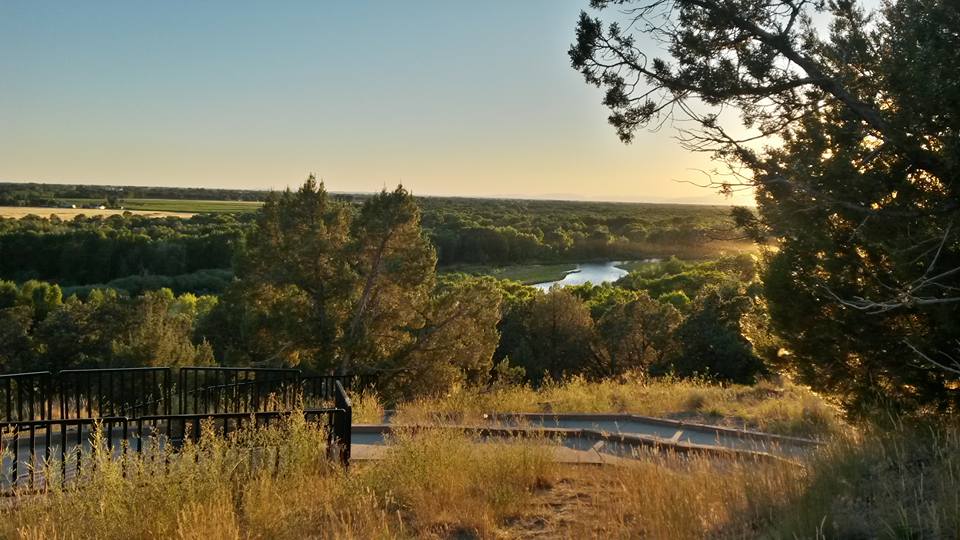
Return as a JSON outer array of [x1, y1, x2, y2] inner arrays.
[[1, 416, 128, 429], [334, 380, 353, 408], [180, 367, 301, 373], [58, 367, 169, 374], [179, 379, 297, 392], [136, 409, 341, 422], [0, 372, 51, 379]]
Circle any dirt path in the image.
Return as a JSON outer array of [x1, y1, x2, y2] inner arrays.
[[500, 470, 629, 539]]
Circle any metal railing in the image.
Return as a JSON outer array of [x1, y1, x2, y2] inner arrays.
[[59, 367, 172, 419], [1, 416, 128, 490], [0, 372, 53, 422], [331, 380, 352, 466], [178, 367, 301, 414], [0, 365, 358, 491], [0, 367, 366, 421], [0, 407, 350, 492]]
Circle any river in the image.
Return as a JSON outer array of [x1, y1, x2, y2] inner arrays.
[[532, 261, 630, 291]]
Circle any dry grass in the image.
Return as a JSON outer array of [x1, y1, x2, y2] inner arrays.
[[502, 421, 960, 539], [2, 405, 956, 538], [351, 389, 386, 424], [359, 428, 555, 536], [0, 418, 555, 539], [390, 375, 843, 439]]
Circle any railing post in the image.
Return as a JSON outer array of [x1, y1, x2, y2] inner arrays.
[[342, 398, 352, 468], [333, 380, 352, 468]]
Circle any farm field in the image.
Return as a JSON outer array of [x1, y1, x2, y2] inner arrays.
[[62, 198, 264, 213], [0, 206, 195, 219]]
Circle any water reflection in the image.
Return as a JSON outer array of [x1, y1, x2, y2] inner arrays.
[[533, 261, 627, 290]]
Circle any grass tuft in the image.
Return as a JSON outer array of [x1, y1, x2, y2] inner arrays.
[[391, 374, 845, 439]]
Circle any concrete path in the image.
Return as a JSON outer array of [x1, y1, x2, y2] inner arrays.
[[486, 412, 821, 457], [2, 412, 818, 488], [351, 412, 821, 465], [352, 441, 635, 466]]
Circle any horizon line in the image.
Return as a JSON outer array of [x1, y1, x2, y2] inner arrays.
[[0, 179, 754, 207]]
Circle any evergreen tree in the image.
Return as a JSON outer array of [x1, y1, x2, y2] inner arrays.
[[204, 177, 501, 398], [596, 291, 680, 377], [521, 289, 597, 380], [571, 0, 960, 410]]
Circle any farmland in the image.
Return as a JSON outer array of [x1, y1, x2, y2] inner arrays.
[[64, 198, 264, 213], [0, 206, 195, 219]]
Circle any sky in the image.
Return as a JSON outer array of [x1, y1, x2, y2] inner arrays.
[[1, 1, 755, 205]]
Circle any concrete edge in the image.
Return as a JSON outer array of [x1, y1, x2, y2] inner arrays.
[[487, 412, 825, 447], [354, 423, 801, 465]]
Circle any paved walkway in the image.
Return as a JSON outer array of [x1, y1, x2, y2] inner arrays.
[[352, 442, 635, 465], [2, 412, 818, 486], [351, 412, 822, 465]]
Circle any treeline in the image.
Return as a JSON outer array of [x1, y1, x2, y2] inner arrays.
[[0, 178, 769, 403], [421, 197, 739, 264], [0, 182, 265, 205], [0, 256, 767, 404], [0, 187, 748, 293], [0, 213, 251, 285], [0, 281, 215, 373]]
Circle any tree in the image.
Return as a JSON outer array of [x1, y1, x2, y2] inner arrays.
[[205, 177, 501, 399], [571, 0, 960, 410], [222, 175, 353, 371], [110, 289, 214, 367], [199, 283, 316, 366], [340, 185, 437, 371], [0, 307, 35, 372], [378, 276, 503, 399], [18, 280, 62, 320], [520, 289, 597, 380], [0, 280, 17, 309], [34, 290, 128, 370], [664, 284, 765, 383], [596, 291, 681, 376]]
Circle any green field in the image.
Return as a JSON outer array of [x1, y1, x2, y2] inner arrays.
[[63, 198, 264, 213]]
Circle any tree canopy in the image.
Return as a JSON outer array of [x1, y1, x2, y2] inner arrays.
[[201, 177, 502, 399], [572, 0, 960, 410]]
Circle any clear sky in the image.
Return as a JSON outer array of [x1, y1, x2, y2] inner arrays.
[[0, 1, 752, 204]]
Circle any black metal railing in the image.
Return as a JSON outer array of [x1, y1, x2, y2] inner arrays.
[[0, 366, 356, 491], [0, 416, 128, 490], [0, 367, 365, 421], [0, 372, 53, 423], [301, 374, 360, 402], [331, 380, 352, 466], [177, 367, 302, 415], [59, 367, 172, 420], [1, 406, 351, 492]]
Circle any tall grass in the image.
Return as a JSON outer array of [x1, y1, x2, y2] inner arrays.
[[391, 374, 843, 439], [360, 428, 555, 536], [520, 421, 960, 539], [2, 402, 954, 538], [1, 417, 555, 539]]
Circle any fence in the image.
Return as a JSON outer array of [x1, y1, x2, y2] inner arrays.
[[0, 366, 356, 492], [59, 367, 172, 419], [178, 367, 301, 414], [0, 408, 350, 491], [0, 372, 53, 423], [0, 367, 365, 422]]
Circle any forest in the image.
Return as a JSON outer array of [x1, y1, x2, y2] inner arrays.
[[0, 182, 748, 290], [0, 179, 767, 403], [2, 0, 959, 535]]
